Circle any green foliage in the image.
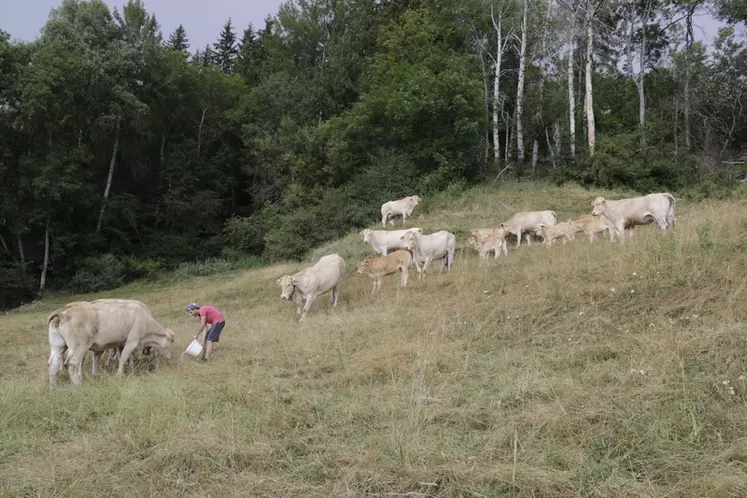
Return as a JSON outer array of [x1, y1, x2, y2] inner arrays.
[[69, 254, 127, 293], [173, 256, 263, 278], [0, 263, 34, 309], [1, 0, 747, 309]]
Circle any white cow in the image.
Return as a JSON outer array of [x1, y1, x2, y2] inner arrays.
[[500, 210, 557, 248], [591, 193, 675, 239], [400, 229, 455, 280], [276, 253, 345, 321], [48, 299, 175, 386], [361, 227, 422, 256], [381, 195, 422, 227]]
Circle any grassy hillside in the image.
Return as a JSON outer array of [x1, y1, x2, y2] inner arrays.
[[3, 183, 747, 497]]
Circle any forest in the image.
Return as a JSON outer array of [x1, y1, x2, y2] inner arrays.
[[0, 0, 745, 308]]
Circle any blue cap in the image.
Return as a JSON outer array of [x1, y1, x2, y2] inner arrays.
[[186, 303, 199, 311]]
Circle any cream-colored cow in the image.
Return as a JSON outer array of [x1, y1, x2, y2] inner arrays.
[[566, 214, 615, 242], [356, 249, 412, 294], [535, 220, 581, 246], [361, 227, 421, 256], [500, 210, 557, 248], [381, 195, 422, 227], [467, 235, 508, 261], [470, 226, 507, 240], [276, 254, 345, 321], [591, 193, 675, 239], [400, 229, 455, 280], [48, 299, 175, 387]]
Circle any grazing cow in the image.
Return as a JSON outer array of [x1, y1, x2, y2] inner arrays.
[[535, 220, 581, 246], [500, 210, 557, 248], [591, 193, 675, 239], [48, 299, 175, 386], [356, 250, 412, 294], [381, 195, 422, 227], [468, 235, 508, 261], [566, 214, 615, 242], [400, 229, 456, 280], [276, 253, 345, 321], [361, 227, 422, 256]]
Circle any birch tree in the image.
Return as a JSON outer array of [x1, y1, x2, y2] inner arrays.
[[490, 2, 515, 173], [515, 0, 529, 172]]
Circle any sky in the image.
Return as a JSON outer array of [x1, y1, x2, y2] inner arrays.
[[0, 0, 285, 52], [0, 0, 731, 53]]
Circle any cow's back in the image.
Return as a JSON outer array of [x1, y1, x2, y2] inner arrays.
[[298, 254, 345, 294]]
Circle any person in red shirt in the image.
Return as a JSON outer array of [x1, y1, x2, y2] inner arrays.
[[186, 303, 226, 361]]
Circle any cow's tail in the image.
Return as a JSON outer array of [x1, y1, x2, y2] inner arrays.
[[664, 193, 676, 227], [48, 309, 68, 381]]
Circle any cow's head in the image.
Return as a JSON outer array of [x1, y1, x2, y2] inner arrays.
[[276, 276, 295, 300], [400, 229, 422, 251], [467, 236, 479, 249], [356, 259, 369, 275], [360, 228, 373, 244], [408, 195, 422, 206], [591, 196, 607, 216]]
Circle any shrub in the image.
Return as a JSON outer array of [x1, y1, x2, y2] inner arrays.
[[0, 262, 34, 310], [69, 254, 127, 293], [172, 256, 264, 278]]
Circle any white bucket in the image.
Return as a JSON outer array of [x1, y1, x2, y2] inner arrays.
[[184, 339, 203, 357]]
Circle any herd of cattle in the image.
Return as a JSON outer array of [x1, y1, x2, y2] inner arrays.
[[47, 192, 676, 387]]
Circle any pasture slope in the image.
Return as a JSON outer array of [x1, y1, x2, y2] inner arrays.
[[2, 183, 747, 498]]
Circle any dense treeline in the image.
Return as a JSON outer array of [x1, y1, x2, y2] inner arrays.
[[0, 0, 745, 308]]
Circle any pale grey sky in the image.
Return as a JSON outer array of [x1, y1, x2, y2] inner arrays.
[[0, 0, 731, 53], [0, 0, 285, 52]]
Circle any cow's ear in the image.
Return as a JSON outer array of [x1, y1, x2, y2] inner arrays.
[[276, 278, 282, 285]]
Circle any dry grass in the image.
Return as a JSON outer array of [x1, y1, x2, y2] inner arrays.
[[3, 183, 747, 497]]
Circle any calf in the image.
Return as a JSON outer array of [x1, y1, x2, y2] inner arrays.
[[356, 250, 412, 294], [566, 214, 615, 242], [468, 235, 508, 261], [536, 220, 580, 246]]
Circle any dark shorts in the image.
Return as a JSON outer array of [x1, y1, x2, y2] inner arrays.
[[206, 321, 225, 342]]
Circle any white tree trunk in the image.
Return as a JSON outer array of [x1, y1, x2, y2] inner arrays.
[[491, 4, 509, 172], [545, 128, 556, 169], [567, 34, 576, 158], [638, 2, 649, 147], [0, 233, 9, 255], [96, 117, 121, 233], [39, 220, 50, 296], [584, 3, 596, 157], [16, 233, 25, 265], [515, 0, 528, 172], [532, 0, 552, 178]]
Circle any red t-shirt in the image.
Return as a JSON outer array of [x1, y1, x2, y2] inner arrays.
[[199, 306, 225, 324]]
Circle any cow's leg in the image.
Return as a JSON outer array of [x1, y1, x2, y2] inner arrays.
[[401, 267, 408, 288], [332, 283, 341, 307], [370, 278, 377, 294], [655, 216, 668, 231], [525, 232, 532, 247], [381, 247, 388, 256], [382, 213, 388, 228], [117, 341, 139, 377], [91, 351, 104, 376], [48, 348, 65, 387], [67, 347, 87, 386], [295, 294, 304, 315], [300, 293, 317, 321], [421, 257, 433, 278]]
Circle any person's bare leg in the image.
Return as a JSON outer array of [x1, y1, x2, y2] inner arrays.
[[204, 340, 214, 360]]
